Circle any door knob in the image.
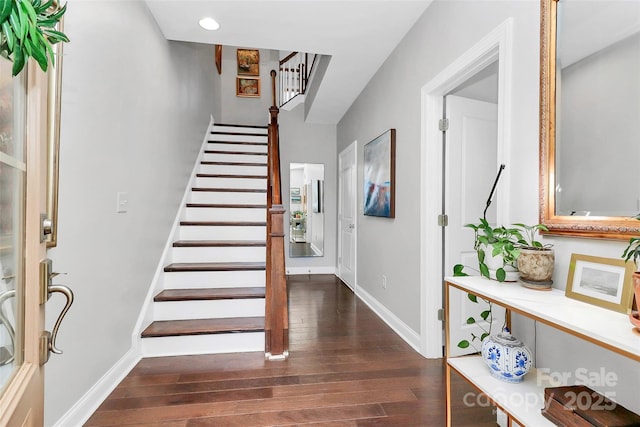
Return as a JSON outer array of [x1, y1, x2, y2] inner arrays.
[[348, 224, 355, 229]]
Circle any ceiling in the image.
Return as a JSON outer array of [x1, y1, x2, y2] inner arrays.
[[144, 0, 433, 124]]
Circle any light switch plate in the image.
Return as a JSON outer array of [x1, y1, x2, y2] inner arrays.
[[117, 192, 128, 213]]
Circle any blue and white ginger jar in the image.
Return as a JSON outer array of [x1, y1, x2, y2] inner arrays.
[[481, 327, 532, 383]]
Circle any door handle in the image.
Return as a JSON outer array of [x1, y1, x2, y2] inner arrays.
[[39, 259, 74, 364], [348, 224, 355, 229]]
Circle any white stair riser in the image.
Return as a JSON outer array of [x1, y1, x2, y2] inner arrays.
[[163, 270, 265, 289], [184, 207, 266, 222], [212, 126, 267, 135], [171, 246, 266, 263], [153, 299, 265, 321], [207, 143, 267, 153], [203, 153, 267, 163], [199, 164, 267, 176], [209, 134, 267, 143], [141, 331, 265, 357], [190, 191, 266, 204], [195, 177, 266, 189], [179, 225, 266, 240]]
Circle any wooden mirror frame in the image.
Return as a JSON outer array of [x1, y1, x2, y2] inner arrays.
[[539, 0, 640, 240]]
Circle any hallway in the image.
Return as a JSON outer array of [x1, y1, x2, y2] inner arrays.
[[84, 275, 491, 426]]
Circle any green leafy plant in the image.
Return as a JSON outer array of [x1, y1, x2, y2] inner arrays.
[[0, 0, 69, 76], [452, 265, 493, 350], [464, 218, 522, 282], [513, 222, 550, 249], [622, 214, 640, 271]]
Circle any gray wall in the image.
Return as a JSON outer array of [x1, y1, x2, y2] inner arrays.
[[219, 46, 279, 126], [280, 105, 337, 273], [337, 0, 638, 413], [45, 1, 218, 424]]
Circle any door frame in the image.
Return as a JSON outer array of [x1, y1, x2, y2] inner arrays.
[[337, 140, 357, 291], [419, 18, 514, 358]]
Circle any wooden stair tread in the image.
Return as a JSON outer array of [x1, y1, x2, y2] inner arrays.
[[164, 262, 266, 272], [213, 123, 267, 129], [191, 187, 266, 193], [201, 161, 267, 167], [207, 140, 267, 146], [186, 203, 267, 209], [196, 173, 267, 179], [154, 287, 266, 302], [173, 240, 266, 247], [141, 317, 265, 338], [180, 221, 266, 226], [205, 150, 267, 156], [210, 131, 268, 137]]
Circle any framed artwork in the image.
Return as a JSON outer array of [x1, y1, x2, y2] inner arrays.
[[215, 44, 222, 75], [237, 48, 259, 76], [566, 254, 635, 313], [291, 188, 300, 196], [236, 77, 260, 97], [363, 129, 396, 218]]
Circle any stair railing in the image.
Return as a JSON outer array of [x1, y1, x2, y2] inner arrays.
[[278, 52, 316, 107], [265, 69, 288, 360]]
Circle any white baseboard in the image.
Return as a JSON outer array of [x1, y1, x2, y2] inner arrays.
[[52, 348, 141, 427], [285, 266, 337, 275], [356, 285, 422, 353]]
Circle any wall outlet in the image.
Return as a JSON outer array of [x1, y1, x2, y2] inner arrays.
[[382, 275, 387, 289], [116, 192, 129, 213]]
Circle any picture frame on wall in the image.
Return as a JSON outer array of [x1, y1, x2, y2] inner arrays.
[[237, 48, 260, 76], [565, 253, 635, 313], [236, 77, 260, 97], [363, 129, 396, 218]]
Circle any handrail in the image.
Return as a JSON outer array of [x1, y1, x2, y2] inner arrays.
[[265, 69, 288, 360], [278, 52, 316, 107]]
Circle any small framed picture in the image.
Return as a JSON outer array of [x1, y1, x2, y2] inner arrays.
[[237, 48, 260, 76], [236, 77, 260, 97], [566, 254, 635, 313]]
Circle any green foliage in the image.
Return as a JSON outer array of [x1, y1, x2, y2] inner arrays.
[[512, 222, 550, 249], [0, 0, 69, 76], [465, 218, 522, 282], [622, 214, 640, 270], [455, 293, 493, 351]]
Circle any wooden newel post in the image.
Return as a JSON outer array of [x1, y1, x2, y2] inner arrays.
[[265, 68, 288, 360]]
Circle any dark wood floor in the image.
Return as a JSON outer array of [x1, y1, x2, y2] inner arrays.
[[85, 275, 495, 426]]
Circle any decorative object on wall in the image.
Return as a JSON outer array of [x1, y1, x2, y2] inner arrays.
[[566, 253, 635, 314], [236, 77, 260, 97], [215, 44, 222, 75], [237, 48, 259, 76], [363, 129, 395, 218], [290, 188, 301, 203]]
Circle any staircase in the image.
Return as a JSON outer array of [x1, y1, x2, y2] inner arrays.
[[140, 123, 270, 357]]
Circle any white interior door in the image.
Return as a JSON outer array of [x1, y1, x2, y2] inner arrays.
[[0, 61, 49, 425], [338, 142, 357, 290], [444, 95, 506, 357]]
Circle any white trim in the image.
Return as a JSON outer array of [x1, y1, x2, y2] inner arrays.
[[420, 18, 514, 359], [131, 116, 215, 347], [285, 266, 337, 275], [356, 285, 421, 352], [52, 348, 141, 427]]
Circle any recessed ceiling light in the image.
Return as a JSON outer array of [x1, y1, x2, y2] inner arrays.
[[199, 17, 220, 31]]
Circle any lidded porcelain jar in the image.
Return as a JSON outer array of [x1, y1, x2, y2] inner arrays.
[[481, 327, 533, 383]]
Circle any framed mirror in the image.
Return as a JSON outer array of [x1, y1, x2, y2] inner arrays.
[[540, 0, 640, 239], [289, 163, 324, 257]]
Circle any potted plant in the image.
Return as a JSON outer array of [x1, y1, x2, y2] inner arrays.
[[622, 214, 640, 330], [464, 218, 521, 282], [0, 0, 69, 76], [513, 223, 555, 290]]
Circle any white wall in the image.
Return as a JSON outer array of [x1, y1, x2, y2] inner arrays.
[[45, 1, 218, 424], [337, 0, 638, 414], [219, 46, 279, 126], [280, 105, 337, 273]]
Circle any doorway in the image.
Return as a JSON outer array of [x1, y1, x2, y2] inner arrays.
[[420, 19, 514, 358], [338, 141, 357, 291]]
